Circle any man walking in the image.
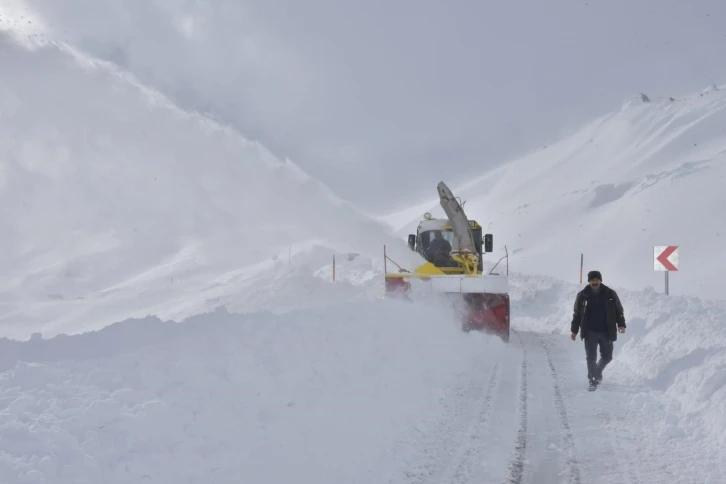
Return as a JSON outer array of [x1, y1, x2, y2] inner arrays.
[[570, 270, 626, 390]]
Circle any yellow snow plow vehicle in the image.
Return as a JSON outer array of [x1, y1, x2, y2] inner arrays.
[[384, 181, 510, 342]]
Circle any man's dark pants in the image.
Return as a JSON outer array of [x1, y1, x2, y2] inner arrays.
[[584, 331, 613, 380]]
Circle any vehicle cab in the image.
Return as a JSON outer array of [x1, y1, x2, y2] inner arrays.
[[407, 212, 493, 272]]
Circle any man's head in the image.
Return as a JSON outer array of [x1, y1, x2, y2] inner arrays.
[[588, 270, 602, 291]]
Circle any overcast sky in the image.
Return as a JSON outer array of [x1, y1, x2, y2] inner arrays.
[[13, 0, 726, 212]]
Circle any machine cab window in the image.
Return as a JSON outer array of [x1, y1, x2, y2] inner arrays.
[[420, 229, 453, 252], [419, 230, 455, 266]]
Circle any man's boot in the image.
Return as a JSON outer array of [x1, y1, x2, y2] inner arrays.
[[595, 361, 603, 383], [588, 376, 598, 391]]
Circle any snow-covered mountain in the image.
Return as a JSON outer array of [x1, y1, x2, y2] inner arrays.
[[384, 85, 726, 301], [8, 0, 726, 212], [0, 14, 724, 484], [0, 31, 421, 340]]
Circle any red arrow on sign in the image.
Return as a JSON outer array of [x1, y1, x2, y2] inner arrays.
[[656, 246, 679, 271]]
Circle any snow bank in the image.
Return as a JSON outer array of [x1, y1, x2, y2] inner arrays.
[[0, 298, 504, 483], [0, 33, 421, 340], [385, 85, 726, 301], [509, 272, 726, 448]]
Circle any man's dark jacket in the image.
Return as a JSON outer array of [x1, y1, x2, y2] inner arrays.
[[571, 284, 626, 341]]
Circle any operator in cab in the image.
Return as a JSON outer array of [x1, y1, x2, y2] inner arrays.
[[426, 231, 452, 265]]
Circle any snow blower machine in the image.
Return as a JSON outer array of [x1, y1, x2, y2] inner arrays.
[[384, 181, 510, 342]]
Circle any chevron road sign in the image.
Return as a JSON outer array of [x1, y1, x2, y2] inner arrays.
[[654, 246, 679, 271], [654, 245, 679, 295]]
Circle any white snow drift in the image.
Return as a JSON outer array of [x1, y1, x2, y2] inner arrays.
[[0, 300, 506, 483]]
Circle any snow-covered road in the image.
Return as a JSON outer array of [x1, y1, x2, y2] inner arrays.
[[1, 299, 724, 483], [382, 329, 584, 484], [383, 330, 725, 484]]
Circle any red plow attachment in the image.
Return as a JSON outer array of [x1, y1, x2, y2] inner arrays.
[[384, 273, 510, 343]]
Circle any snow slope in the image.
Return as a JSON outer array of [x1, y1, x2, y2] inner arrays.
[[0, 31, 422, 340], [9, 0, 726, 214], [384, 85, 726, 301]]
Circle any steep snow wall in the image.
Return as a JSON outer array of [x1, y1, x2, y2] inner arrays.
[[0, 33, 421, 339], [0, 298, 504, 483]]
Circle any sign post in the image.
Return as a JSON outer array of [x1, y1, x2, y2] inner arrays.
[[653, 245, 679, 295]]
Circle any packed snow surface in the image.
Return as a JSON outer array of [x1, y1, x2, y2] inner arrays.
[[0, 300, 499, 483], [1, 13, 725, 484]]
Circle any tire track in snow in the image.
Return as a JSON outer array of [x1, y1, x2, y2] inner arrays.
[[597, 411, 641, 484], [535, 332, 648, 484], [444, 361, 502, 483], [414, 360, 502, 484], [504, 330, 528, 484], [537, 334, 582, 484], [387, 351, 502, 484]]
